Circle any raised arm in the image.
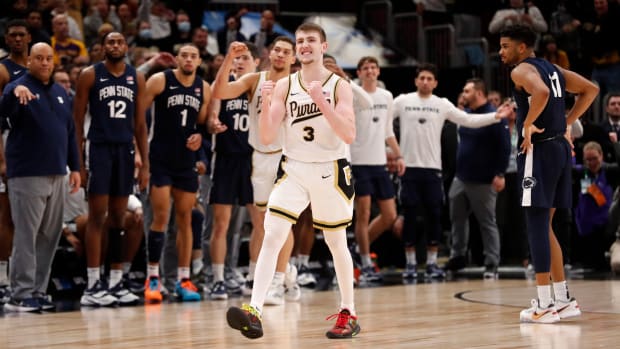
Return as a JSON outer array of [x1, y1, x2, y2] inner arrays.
[[259, 78, 287, 145], [197, 80, 212, 125], [134, 71, 150, 190], [308, 78, 356, 144], [211, 42, 257, 100], [559, 66, 599, 126]]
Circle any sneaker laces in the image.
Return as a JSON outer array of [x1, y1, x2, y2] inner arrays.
[[180, 279, 198, 292], [326, 310, 353, 329], [241, 303, 262, 320]]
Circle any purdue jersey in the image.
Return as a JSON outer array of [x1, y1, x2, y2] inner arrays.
[[283, 72, 346, 162], [248, 71, 283, 152], [150, 69, 203, 170], [212, 75, 252, 155], [87, 62, 137, 143]]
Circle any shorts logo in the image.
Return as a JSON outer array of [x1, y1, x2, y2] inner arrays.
[[522, 176, 537, 189]]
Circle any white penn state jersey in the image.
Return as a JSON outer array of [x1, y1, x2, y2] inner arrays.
[[350, 87, 394, 165], [248, 71, 283, 152], [393, 92, 498, 170], [283, 72, 347, 162]]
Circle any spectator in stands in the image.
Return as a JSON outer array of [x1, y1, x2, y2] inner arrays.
[[83, 0, 122, 47], [172, 11, 194, 54], [580, 0, 620, 106], [117, 2, 137, 39], [549, 0, 583, 73], [601, 92, 620, 150], [0, 43, 80, 312], [250, 10, 282, 51], [573, 141, 619, 270], [137, 0, 175, 53], [51, 14, 88, 67], [488, 0, 548, 36], [53, 69, 74, 98], [576, 91, 620, 164], [488, 90, 502, 108], [26, 9, 51, 45], [540, 34, 570, 69], [217, 11, 247, 55], [51, 0, 84, 42], [445, 78, 510, 279], [88, 42, 104, 63]]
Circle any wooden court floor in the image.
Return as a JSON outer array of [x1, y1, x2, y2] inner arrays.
[[1, 279, 619, 348]]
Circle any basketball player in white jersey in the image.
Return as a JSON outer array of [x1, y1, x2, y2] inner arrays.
[[226, 22, 359, 339], [211, 37, 301, 304]]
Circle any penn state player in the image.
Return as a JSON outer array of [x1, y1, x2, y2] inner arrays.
[[350, 56, 404, 284], [206, 42, 259, 300], [211, 37, 301, 304], [499, 25, 599, 323], [74, 32, 149, 307], [227, 22, 359, 339], [0, 19, 31, 304], [141, 44, 213, 303]]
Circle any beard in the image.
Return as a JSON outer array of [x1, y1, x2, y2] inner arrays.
[[105, 53, 125, 63]]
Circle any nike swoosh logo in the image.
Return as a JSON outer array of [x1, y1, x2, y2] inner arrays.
[[532, 308, 556, 320], [100, 78, 109, 82], [12, 70, 21, 75], [321, 174, 332, 179], [170, 86, 179, 90]]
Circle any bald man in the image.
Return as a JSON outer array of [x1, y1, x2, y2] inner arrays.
[[0, 43, 80, 312]]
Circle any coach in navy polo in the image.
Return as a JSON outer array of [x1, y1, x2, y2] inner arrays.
[[0, 42, 80, 312]]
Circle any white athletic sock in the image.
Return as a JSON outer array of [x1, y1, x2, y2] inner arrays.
[[122, 262, 131, 275], [361, 254, 373, 268], [406, 250, 416, 265], [191, 259, 203, 275], [109, 269, 123, 288], [298, 254, 310, 268], [147, 264, 159, 278], [537, 285, 553, 308], [553, 281, 569, 302], [87, 267, 100, 289], [0, 261, 8, 285], [178, 267, 190, 281], [427, 250, 438, 265], [272, 272, 284, 286], [213, 264, 225, 282]]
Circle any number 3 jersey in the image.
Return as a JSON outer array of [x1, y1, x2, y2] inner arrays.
[[150, 69, 203, 170], [87, 62, 137, 143], [283, 71, 347, 162], [212, 74, 252, 155]]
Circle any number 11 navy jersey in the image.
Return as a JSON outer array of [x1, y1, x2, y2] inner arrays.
[[87, 62, 137, 144]]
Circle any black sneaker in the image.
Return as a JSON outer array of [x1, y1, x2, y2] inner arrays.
[[123, 274, 145, 294], [425, 263, 446, 278], [444, 256, 467, 271], [0, 284, 10, 304], [36, 294, 56, 311], [4, 297, 41, 312], [227, 304, 263, 339], [483, 265, 498, 280]]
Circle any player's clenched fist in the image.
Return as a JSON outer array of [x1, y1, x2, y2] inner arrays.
[[228, 41, 248, 57], [308, 81, 325, 104]]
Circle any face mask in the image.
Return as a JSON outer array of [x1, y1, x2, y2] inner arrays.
[[139, 29, 152, 39], [177, 21, 191, 33]]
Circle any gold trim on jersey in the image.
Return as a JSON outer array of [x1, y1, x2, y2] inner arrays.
[[268, 206, 299, 224], [284, 74, 292, 106], [333, 77, 341, 105], [313, 217, 352, 231], [249, 71, 266, 101], [297, 71, 335, 93], [255, 201, 268, 211]]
